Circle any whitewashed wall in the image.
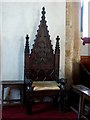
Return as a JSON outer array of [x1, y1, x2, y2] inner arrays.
[[0, 37, 1, 116], [80, 43, 90, 56], [1, 2, 66, 81]]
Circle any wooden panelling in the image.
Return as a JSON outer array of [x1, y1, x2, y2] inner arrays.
[[80, 56, 90, 88], [80, 56, 90, 72]]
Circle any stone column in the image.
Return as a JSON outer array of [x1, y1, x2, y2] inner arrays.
[[65, 1, 81, 89], [72, 2, 81, 85]]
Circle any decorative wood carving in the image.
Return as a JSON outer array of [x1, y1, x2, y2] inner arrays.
[[24, 7, 60, 81], [23, 7, 67, 114]]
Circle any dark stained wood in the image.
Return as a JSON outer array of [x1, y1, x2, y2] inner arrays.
[[23, 7, 66, 114], [24, 7, 60, 81], [72, 85, 90, 120], [80, 56, 90, 72], [80, 56, 90, 88], [2, 81, 24, 105], [80, 63, 90, 88]]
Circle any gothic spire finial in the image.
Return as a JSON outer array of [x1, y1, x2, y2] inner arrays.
[[56, 36, 60, 41], [25, 34, 30, 53], [25, 34, 29, 41], [41, 7, 46, 20], [55, 36, 60, 50]]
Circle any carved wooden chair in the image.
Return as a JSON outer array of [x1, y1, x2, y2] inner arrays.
[[24, 7, 66, 114]]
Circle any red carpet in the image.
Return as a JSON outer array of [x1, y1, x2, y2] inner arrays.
[[2, 102, 78, 120]]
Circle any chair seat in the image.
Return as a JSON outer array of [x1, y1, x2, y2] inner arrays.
[[32, 81, 60, 91]]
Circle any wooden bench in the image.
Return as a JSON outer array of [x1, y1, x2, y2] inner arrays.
[[2, 81, 24, 105], [71, 85, 90, 120]]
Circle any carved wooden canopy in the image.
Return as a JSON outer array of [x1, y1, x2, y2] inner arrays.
[[24, 7, 60, 81]]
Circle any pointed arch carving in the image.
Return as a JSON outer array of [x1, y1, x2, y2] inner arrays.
[[24, 7, 60, 81]]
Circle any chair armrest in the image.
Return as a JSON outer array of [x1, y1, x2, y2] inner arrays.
[[59, 78, 67, 94], [24, 78, 33, 94]]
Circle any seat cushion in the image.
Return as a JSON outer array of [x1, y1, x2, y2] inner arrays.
[[32, 81, 60, 91]]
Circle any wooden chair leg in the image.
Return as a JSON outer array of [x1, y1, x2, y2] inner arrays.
[[2, 85, 4, 105], [78, 94, 85, 120], [26, 96, 32, 114]]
